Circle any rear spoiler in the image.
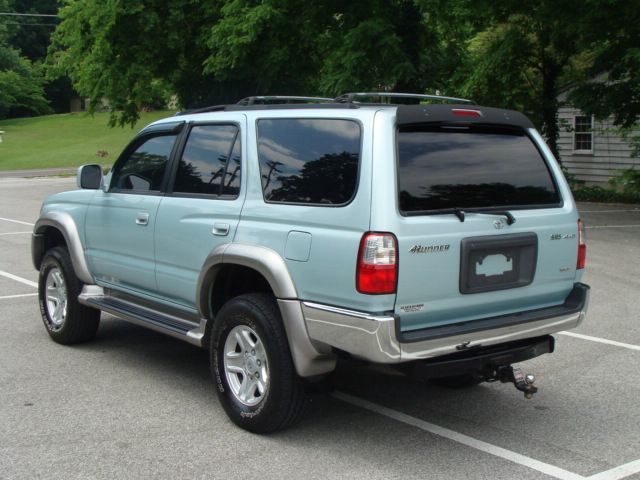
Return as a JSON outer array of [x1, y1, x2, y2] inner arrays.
[[396, 104, 535, 129]]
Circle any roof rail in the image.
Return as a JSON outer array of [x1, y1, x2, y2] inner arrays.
[[175, 105, 227, 116], [237, 95, 334, 105], [334, 92, 474, 105]]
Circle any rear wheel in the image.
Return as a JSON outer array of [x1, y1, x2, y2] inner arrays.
[[210, 293, 307, 433], [38, 246, 100, 344]]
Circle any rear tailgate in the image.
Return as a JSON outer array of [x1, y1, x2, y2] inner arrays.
[[375, 106, 581, 335]]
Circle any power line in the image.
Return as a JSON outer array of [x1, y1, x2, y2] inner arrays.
[[0, 12, 58, 18], [4, 21, 58, 26]]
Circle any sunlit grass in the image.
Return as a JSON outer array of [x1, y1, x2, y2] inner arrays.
[[0, 110, 175, 171]]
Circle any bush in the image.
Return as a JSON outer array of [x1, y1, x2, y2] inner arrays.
[[609, 167, 640, 195], [568, 168, 640, 204], [572, 185, 640, 204]]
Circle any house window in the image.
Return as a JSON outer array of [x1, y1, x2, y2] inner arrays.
[[574, 115, 594, 153]]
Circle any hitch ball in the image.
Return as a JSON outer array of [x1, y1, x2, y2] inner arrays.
[[497, 366, 538, 399], [514, 368, 537, 399]]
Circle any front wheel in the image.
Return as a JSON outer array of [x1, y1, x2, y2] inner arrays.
[[38, 246, 100, 344], [210, 293, 307, 433]]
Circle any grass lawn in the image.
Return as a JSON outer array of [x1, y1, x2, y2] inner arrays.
[[0, 110, 175, 171]]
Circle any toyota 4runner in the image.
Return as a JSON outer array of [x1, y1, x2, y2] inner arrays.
[[32, 93, 590, 433]]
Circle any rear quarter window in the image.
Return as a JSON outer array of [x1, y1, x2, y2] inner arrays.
[[397, 125, 561, 213], [256, 118, 361, 205]]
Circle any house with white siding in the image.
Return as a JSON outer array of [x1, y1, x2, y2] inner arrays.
[[557, 105, 639, 187]]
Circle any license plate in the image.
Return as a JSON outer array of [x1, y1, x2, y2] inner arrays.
[[460, 233, 537, 294]]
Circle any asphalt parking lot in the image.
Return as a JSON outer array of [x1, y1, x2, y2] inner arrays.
[[1, 176, 639, 480]]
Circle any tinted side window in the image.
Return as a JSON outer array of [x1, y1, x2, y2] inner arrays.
[[173, 125, 239, 196], [111, 135, 176, 192], [397, 126, 561, 213], [221, 133, 241, 196], [257, 119, 360, 205]]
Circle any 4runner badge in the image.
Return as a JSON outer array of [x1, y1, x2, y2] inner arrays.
[[409, 244, 450, 253]]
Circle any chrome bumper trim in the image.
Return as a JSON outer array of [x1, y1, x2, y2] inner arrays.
[[302, 288, 589, 364]]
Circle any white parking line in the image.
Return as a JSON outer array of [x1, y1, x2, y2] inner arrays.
[[0, 217, 35, 226], [0, 231, 32, 236], [333, 391, 586, 480], [588, 459, 640, 480], [0, 293, 38, 300], [0, 270, 38, 288], [558, 331, 640, 352], [335, 392, 640, 480], [585, 225, 640, 229]]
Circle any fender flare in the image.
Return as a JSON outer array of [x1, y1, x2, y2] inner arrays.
[[32, 211, 94, 285], [196, 243, 336, 377], [196, 243, 298, 317]]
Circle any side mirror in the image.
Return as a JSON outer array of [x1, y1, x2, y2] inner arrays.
[[77, 164, 103, 190]]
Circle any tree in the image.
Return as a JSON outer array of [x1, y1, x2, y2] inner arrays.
[[205, 0, 442, 96], [0, 0, 51, 119], [6, 0, 74, 114], [6, 0, 59, 61], [450, 0, 586, 158], [48, 0, 455, 125], [47, 0, 639, 140], [48, 0, 224, 126], [568, 0, 640, 129]]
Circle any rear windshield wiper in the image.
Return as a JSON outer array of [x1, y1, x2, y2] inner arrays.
[[455, 209, 516, 225], [477, 210, 516, 225], [425, 208, 467, 222], [419, 208, 516, 225]]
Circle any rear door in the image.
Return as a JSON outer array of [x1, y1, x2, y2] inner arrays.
[[153, 117, 246, 309], [373, 107, 580, 334]]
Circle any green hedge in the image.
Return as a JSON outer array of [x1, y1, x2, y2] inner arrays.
[[572, 186, 640, 204], [566, 167, 640, 204]]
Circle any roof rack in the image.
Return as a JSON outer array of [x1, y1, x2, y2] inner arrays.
[[176, 92, 470, 116], [175, 105, 227, 116], [237, 96, 334, 105], [334, 92, 474, 105]]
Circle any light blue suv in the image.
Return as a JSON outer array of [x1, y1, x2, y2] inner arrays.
[[32, 93, 590, 433]]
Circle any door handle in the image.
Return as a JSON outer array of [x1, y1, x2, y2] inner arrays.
[[136, 212, 149, 226], [213, 223, 230, 236]]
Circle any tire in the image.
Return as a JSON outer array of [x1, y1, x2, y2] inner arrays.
[[210, 293, 307, 433], [38, 246, 100, 344]]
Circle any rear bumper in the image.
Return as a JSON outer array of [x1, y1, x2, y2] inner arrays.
[[412, 335, 554, 379], [303, 283, 589, 364]]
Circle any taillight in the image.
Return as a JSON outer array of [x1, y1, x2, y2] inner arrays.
[[577, 219, 586, 269], [356, 232, 398, 294], [452, 108, 482, 117]]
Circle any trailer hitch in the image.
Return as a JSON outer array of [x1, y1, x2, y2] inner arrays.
[[495, 365, 538, 399]]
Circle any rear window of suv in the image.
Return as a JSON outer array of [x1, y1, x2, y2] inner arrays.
[[397, 125, 561, 214]]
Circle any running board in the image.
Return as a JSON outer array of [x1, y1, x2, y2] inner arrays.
[[78, 286, 206, 347]]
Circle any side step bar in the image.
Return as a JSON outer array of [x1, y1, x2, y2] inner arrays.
[[78, 286, 206, 347]]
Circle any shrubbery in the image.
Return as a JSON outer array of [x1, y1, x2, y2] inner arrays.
[[569, 167, 640, 204]]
